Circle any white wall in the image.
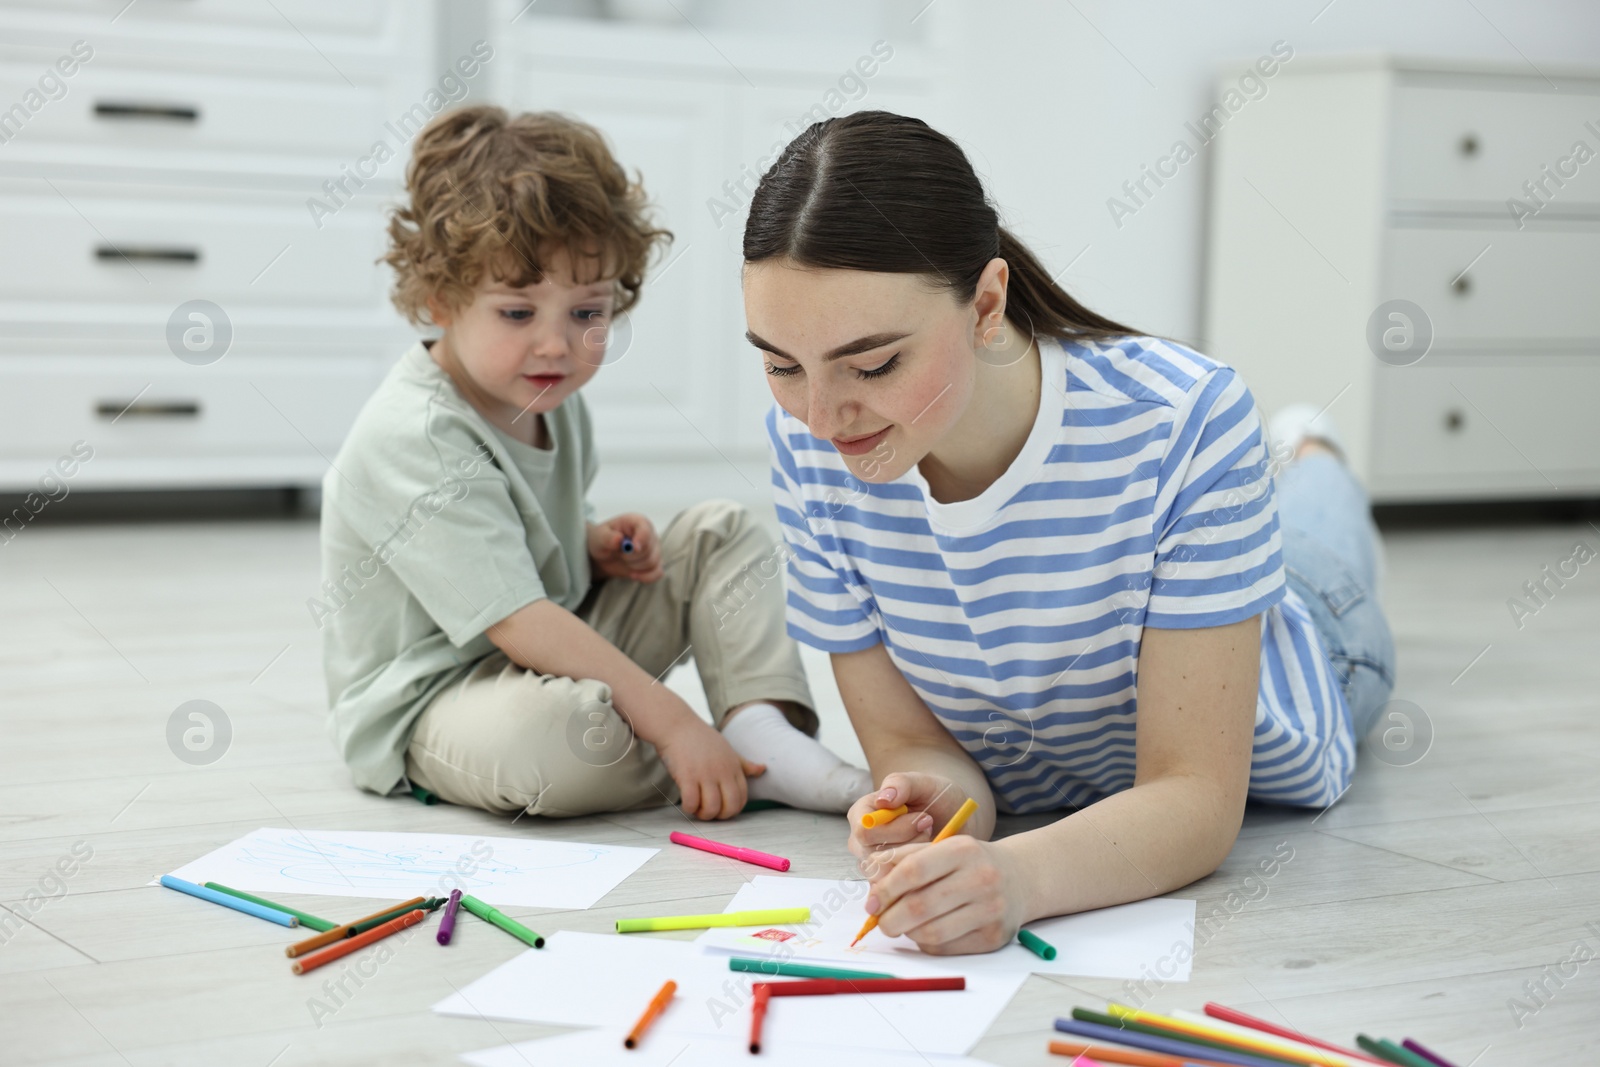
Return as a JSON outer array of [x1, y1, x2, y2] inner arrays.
[[915, 0, 1600, 348]]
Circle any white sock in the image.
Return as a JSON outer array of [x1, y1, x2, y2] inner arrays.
[[721, 703, 872, 815]]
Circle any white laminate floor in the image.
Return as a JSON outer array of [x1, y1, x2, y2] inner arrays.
[[1, 512, 1596, 1065]]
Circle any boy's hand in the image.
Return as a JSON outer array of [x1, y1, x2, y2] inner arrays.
[[654, 717, 765, 820], [588, 513, 663, 583]]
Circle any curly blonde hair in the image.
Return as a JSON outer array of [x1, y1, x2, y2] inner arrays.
[[383, 106, 671, 326]]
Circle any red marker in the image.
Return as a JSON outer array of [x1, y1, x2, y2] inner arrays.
[[749, 983, 771, 1053], [755, 977, 965, 996]]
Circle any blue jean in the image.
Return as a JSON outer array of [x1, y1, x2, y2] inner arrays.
[[1276, 453, 1396, 740]]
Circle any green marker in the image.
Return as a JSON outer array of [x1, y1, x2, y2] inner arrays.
[[202, 883, 337, 932], [729, 957, 895, 981], [1366, 1037, 1435, 1067], [1018, 928, 1057, 961], [411, 784, 439, 805], [461, 894, 545, 948], [616, 907, 810, 933], [347, 897, 443, 937]]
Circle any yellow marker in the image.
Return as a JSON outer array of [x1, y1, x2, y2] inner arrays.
[[1105, 1003, 1355, 1067], [851, 797, 978, 947], [615, 907, 810, 933], [860, 804, 910, 829]]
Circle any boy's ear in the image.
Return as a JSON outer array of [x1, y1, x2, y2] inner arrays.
[[426, 294, 454, 328]]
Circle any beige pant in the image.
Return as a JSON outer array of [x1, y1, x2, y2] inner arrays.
[[405, 499, 817, 818]]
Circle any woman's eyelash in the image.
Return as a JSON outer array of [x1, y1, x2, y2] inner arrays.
[[765, 353, 900, 380], [856, 353, 900, 380]]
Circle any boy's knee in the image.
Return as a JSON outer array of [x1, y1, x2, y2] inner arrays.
[[476, 672, 613, 755], [676, 498, 753, 540], [485, 675, 666, 816]]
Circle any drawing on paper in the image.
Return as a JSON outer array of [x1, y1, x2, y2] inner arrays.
[[235, 832, 610, 890]]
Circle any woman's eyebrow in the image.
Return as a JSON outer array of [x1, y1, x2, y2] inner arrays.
[[745, 330, 909, 361]]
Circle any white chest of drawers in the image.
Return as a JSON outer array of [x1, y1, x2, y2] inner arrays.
[[0, 0, 436, 492], [1204, 56, 1600, 503]]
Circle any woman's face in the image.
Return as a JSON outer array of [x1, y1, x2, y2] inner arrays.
[[743, 261, 996, 482]]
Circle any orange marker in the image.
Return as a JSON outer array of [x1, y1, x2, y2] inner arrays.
[[749, 982, 771, 1053], [851, 797, 978, 947], [860, 804, 910, 828], [291, 908, 425, 975], [286, 896, 426, 958], [624, 979, 677, 1049]]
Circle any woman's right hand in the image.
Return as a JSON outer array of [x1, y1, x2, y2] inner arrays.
[[847, 772, 964, 873]]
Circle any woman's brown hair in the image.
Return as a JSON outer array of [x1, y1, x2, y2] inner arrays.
[[384, 105, 670, 326], [743, 110, 1137, 343]]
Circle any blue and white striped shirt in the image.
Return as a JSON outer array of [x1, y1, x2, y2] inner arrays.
[[768, 334, 1354, 812]]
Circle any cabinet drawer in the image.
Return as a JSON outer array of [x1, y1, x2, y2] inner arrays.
[[1390, 83, 1600, 207], [1382, 225, 1600, 346], [1371, 361, 1600, 491], [0, 356, 382, 462], [0, 58, 389, 163], [0, 180, 390, 309], [0, 0, 388, 38]]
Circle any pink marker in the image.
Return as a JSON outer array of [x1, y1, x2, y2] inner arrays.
[[669, 831, 791, 872]]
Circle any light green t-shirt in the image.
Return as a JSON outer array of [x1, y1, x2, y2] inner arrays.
[[317, 340, 596, 793]]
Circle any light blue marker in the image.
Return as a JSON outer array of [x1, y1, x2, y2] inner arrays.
[[159, 874, 300, 927]]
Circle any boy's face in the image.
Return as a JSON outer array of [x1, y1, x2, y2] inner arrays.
[[430, 248, 617, 427]]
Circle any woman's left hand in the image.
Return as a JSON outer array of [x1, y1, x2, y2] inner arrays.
[[862, 835, 1030, 955], [587, 513, 663, 583]]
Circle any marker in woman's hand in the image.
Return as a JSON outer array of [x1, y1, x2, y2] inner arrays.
[[620, 536, 635, 554], [861, 804, 909, 829]]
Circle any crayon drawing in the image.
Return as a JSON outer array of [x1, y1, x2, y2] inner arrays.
[[233, 833, 610, 891], [161, 828, 657, 910]]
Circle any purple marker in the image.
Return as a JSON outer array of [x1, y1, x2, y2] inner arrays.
[[620, 536, 635, 554], [1402, 1039, 1461, 1067], [436, 889, 462, 945]]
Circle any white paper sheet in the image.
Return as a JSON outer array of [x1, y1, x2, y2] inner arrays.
[[693, 876, 1197, 981], [459, 1029, 1004, 1067], [159, 827, 656, 910], [432, 931, 1026, 1056]]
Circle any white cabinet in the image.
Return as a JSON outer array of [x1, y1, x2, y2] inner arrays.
[[1204, 56, 1600, 503], [0, 1, 435, 491], [489, 8, 932, 506]]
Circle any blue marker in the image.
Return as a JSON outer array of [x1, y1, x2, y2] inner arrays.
[[160, 874, 300, 927]]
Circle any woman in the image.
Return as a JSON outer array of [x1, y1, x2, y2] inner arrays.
[[742, 111, 1395, 955]]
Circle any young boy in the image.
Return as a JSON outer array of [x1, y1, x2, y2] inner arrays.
[[318, 105, 870, 819]]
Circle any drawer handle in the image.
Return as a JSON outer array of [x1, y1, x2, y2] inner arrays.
[[1458, 133, 1479, 157], [94, 101, 200, 123], [96, 400, 201, 420], [1444, 409, 1465, 433], [95, 245, 201, 265]]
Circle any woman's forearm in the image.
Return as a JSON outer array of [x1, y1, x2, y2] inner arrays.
[[999, 772, 1244, 921]]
